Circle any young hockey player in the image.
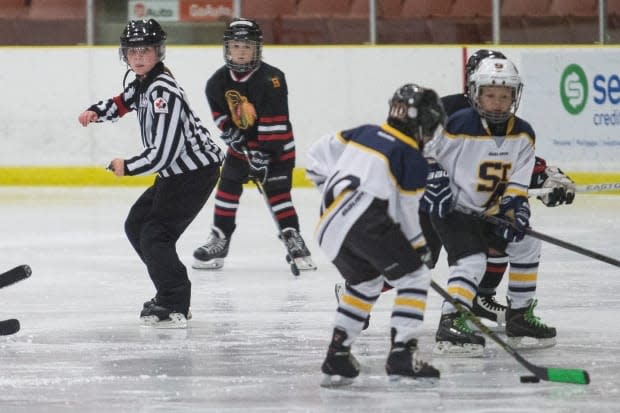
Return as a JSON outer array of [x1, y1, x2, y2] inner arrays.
[[307, 84, 446, 387], [78, 19, 223, 328], [426, 57, 557, 356], [192, 18, 315, 272]]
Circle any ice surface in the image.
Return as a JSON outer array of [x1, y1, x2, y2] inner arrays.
[[0, 187, 619, 412]]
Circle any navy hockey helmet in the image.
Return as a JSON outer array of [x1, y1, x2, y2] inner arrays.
[[464, 49, 506, 93], [119, 19, 167, 63], [387, 84, 446, 148], [223, 18, 263, 73]]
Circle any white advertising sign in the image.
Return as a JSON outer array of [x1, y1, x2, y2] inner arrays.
[[519, 49, 620, 171]]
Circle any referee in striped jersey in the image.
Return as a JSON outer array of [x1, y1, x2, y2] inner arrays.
[[78, 19, 223, 328]]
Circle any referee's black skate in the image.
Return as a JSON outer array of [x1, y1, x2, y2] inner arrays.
[[506, 299, 557, 349], [192, 226, 230, 270], [472, 293, 507, 331], [140, 299, 188, 329], [386, 329, 439, 385], [433, 312, 485, 357], [280, 228, 317, 271], [320, 328, 360, 388]]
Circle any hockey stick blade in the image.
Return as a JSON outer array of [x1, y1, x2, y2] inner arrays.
[[430, 280, 590, 385], [453, 205, 620, 268], [0, 265, 32, 289], [529, 181, 620, 197], [0, 319, 20, 336]]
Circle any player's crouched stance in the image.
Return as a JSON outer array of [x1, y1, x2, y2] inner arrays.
[[307, 84, 446, 387]]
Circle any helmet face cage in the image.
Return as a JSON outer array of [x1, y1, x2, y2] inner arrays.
[[464, 49, 506, 94], [119, 19, 167, 64], [468, 58, 523, 124], [387, 84, 446, 148], [223, 18, 263, 73]]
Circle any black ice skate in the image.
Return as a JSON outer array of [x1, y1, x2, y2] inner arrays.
[[506, 299, 557, 349], [280, 227, 317, 271], [192, 226, 230, 270], [386, 329, 439, 385], [140, 299, 188, 329], [334, 283, 370, 330], [320, 328, 360, 387], [472, 293, 507, 331], [433, 312, 485, 357]]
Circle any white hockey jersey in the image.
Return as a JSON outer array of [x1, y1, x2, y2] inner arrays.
[[306, 123, 428, 260], [427, 108, 536, 213]]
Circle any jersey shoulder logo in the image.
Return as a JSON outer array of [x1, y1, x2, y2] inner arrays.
[[153, 97, 168, 114], [270, 76, 281, 88]]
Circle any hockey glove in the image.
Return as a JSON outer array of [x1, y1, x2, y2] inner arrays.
[[495, 195, 530, 242], [419, 160, 453, 218], [537, 166, 576, 207], [220, 128, 246, 154], [248, 151, 270, 185]]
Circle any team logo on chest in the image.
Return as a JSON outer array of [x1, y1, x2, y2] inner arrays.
[[225, 90, 257, 129], [154, 97, 168, 114]]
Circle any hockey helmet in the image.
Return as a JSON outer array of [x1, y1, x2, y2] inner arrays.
[[387, 84, 446, 148], [468, 58, 523, 124], [223, 18, 263, 73], [119, 19, 167, 63]]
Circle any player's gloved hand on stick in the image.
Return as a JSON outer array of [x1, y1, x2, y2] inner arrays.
[[495, 195, 530, 242], [220, 128, 246, 154], [419, 159, 453, 218], [248, 151, 270, 185], [538, 166, 576, 207]]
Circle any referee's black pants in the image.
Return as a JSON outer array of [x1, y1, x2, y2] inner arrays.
[[125, 165, 220, 316]]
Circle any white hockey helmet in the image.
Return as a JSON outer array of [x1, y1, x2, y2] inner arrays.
[[468, 58, 523, 123]]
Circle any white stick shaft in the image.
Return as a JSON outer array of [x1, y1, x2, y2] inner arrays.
[[529, 182, 620, 196]]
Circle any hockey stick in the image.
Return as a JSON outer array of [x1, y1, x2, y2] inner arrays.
[[430, 280, 589, 384], [240, 147, 300, 276], [454, 205, 620, 268], [529, 182, 620, 197], [0, 319, 20, 336], [0, 265, 32, 289]]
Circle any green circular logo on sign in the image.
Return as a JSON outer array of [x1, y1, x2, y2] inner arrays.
[[560, 64, 588, 115]]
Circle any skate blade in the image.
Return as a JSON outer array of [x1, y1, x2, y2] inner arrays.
[[192, 258, 224, 270], [507, 336, 556, 349], [432, 341, 485, 358], [387, 375, 439, 388], [293, 256, 317, 271], [320, 374, 355, 388], [140, 314, 188, 329]]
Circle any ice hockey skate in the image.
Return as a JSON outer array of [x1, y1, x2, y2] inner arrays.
[[320, 328, 360, 388], [140, 299, 189, 329], [192, 226, 230, 270], [280, 227, 317, 271], [472, 293, 507, 332], [506, 299, 557, 349], [386, 329, 439, 385], [433, 312, 485, 357]]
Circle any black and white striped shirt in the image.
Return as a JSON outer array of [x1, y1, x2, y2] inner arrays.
[[89, 62, 223, 178]]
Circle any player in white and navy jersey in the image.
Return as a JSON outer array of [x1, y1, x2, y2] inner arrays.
[[307, 84, 445, 387]]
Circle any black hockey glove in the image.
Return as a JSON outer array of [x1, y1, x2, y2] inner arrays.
[[419, 160, 453, 218], [248, 151, 270, 185], [537, 166, 576, 207], [220, 128, 246, 154], [495, 195, 530, 242]]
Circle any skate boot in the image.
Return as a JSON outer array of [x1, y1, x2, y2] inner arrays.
[[386, 328, 439, 385], [506, 299, 556, 349], [473, 293, 507, 331], [320, 327, 360, 387], [140, 300, 188, 329], [334, 283, 370, 330], [280, 227, 317, 271], [143, 298, 192, 320], [192, 226, 230, 270], [433, 312, 485, 357]]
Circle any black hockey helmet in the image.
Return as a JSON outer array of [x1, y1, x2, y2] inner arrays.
[[223, 18, 263, 73], [387, 84, 446, 148], [119, 19, 167, 63], [464, 49, 506, 93]]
